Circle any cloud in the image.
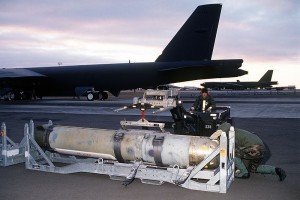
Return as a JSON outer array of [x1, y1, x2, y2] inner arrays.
[[214, 0, 300, 62]]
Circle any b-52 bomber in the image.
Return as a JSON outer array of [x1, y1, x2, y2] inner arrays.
[[0, 4, 246, 101], [201, 70, 278, 90]]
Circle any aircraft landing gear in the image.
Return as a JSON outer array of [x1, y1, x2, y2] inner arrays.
[[86, 91, 97, 101], [86, 90, 108, 101]]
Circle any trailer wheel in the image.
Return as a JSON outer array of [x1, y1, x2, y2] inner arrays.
[[87, 92, 94, 101]]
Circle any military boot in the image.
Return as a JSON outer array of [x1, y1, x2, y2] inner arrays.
[[256, 165, 286, 181], [275, 168, 286, 181]]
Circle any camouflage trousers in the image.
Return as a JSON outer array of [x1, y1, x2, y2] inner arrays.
[[235, 144, 265, 173]]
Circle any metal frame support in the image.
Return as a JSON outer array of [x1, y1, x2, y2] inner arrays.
[[178, 127, 235, 193], [120, 119, 165, 132], [1, 120, 40, 167], [24, 121, 235, 193], [1, 121, 28, 166]]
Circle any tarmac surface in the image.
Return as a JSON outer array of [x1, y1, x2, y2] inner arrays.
[[0, 92, 300, 200]]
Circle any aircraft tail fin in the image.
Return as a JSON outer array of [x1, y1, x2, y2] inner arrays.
[[258, 70, 273, 82], [155, 4, 222, 62]]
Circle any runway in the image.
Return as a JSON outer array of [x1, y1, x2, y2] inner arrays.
[[1, 95, 300, 119], [0, 95, 300, 200]]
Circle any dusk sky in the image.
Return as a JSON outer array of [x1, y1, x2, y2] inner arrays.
[[1, 0, 299, 88]]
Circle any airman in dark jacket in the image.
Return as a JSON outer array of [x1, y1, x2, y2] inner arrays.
[[191, 88, 216, 112]]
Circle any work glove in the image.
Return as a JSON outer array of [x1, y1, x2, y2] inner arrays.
[[209, 130, 222, 140], [206, 107, 212, 112]]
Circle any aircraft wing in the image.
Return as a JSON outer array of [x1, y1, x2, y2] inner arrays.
[[0, 68, 46, 78], [201, 81, 248, 89], [223, 82, 245, 87]]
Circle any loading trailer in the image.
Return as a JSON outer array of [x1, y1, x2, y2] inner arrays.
[[1, 120, 235, 193]]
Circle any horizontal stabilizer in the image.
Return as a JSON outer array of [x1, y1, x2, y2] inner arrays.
[[159, 59, 246, 83], [159, 59, 244, 72]]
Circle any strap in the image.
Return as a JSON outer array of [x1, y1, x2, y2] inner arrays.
[[44, 125, 53, 150], [152, 135, 165, 166], [113, 131, 125, 163]]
